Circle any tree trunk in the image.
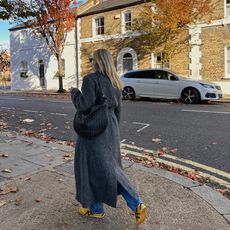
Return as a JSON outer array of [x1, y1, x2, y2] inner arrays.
[[57, 56, 65, 93]]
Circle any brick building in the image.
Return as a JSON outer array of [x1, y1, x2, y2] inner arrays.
[[77, 0, 230, 94]]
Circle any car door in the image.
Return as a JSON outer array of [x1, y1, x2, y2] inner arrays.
[[133, 70, 157, 97], [153, 70, 180, 98]]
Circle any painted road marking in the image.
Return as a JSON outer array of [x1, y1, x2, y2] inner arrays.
[[120, 139, 127, 143], [50, 112, 67, 116], [120, 144, 230, 188], [48, 100, 71, 103], [23, 110, 39, 113], [162, 154, 230, 180], [182, 109, 230, 114], [1, 107, 14, 109], [132, 122, 150, 132]]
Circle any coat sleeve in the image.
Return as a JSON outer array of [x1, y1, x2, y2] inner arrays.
[[71, 76, 96, 113], [114, 90, 121, 124]]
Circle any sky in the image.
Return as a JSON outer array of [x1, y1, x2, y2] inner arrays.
[[0, 0, 88, 49]]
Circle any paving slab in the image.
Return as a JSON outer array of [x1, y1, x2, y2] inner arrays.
[[191, 184, 230, 215], [0, 168, 229, 230]]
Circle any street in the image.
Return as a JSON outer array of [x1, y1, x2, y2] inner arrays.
[[0, 95, 230, 174]]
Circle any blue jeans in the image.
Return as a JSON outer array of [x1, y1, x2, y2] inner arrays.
[[90, 183, 141, 213]]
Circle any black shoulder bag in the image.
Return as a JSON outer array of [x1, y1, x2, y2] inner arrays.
[[73, 76, 108, 137]]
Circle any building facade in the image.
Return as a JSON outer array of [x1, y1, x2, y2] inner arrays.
[[9, 0, 230, 94], [77, 0, 230, 94]]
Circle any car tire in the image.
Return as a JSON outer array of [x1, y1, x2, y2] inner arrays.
[[181, 88, 200, 104], [122, 87, 136, 100]]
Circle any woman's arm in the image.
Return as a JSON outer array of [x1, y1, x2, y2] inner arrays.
[[71, 76, 96, 113], [114, 90, 121, 124]]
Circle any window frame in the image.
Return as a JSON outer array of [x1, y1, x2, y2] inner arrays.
[[123, 53, 133, 73], [20, 61, 28, 78], [122, 10, 132, 34], [20, 30, 27, 45], [225, 0, 230, 17], [93, 16, 105, 37], [225, 47, 230, 78]]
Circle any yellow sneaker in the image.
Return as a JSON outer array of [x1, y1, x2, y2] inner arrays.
[[135, 203, 147, 225], [79, 207, 105, 218]]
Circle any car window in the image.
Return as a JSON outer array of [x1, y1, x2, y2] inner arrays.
[[155, 70, 170, 80], [124, 71, 155, 79]]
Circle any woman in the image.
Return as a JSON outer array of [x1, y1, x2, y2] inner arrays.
[[71, 49, 147, 225]]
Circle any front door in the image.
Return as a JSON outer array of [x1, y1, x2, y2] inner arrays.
[[39, 60, 45, 87]]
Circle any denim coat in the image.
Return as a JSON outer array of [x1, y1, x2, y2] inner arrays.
[[71, 71, 138, 208]]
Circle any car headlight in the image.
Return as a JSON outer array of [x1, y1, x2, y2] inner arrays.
[[200, 83, 214, 89]]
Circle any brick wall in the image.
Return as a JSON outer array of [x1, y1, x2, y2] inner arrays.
[[200, 25, 230, 81]]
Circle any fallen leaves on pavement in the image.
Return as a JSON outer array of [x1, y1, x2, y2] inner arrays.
[[1, 168, 13, 173], [0, 200, 6, 207], [22, 119, 34, 124], [0, 153, 9, 158], [63, 152, 73, 160], [152, 138, 161, 144], [216, 188, 230, 197], [35, 197, 42, 203], [0, 121, 8, 130], [14, 196, 23, 206], [0, 186, 18, 195]]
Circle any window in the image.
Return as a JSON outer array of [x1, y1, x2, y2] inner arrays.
[[152, 52, 170, 69], [122, 11, 132, 33], [227, 0, 230, 17], [20, 61, 28, 78], [20, 30, 27, 45], [225, 47, 230, 78], [94, 17, 104, 36], [123, 53, 133, 73], [155, 70, 171, 80]]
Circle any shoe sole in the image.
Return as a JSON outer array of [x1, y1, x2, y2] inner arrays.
[[79, 212, 105, 219], [136, 206, 147, 225]]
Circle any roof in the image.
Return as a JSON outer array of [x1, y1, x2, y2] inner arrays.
[[78, 0, 146, 18]]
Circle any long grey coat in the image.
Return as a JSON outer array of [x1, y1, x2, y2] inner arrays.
[[71, 71, 138, 208]]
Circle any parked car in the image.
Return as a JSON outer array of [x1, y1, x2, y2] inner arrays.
[[120, 69, 223, 104]]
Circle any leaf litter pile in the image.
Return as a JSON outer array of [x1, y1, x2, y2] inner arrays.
[[121, 145, 230, 200]]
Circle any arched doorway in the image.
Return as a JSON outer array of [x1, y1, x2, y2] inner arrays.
[[123, 53, 133, 73]]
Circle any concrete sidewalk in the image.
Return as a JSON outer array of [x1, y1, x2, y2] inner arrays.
[[0, 132, 230, 229]]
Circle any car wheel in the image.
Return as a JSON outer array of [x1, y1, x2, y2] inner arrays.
[[122, 87, 136, 100], [181, 88, 200, 104]]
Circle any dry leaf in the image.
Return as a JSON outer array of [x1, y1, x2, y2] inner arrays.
[[0, 200, 6, 207], [212, 142, 218, 145], [0, 186, 18, 195], [15, 196, 23, 206], [63, 152, 73, 160], [0, 153, 9, 158], [22, 119, 34, 123], [24, 176, 32, 181], [152, 138, 161, 144], [35, 197, 42, 203], [170, 148, 178, 153], [1, 168, 12, 173]]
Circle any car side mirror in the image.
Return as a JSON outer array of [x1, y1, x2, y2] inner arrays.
[[170, 75, 179, 81]]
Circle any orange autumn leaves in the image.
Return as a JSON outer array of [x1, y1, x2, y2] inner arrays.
[[135, 0, 216, 58]]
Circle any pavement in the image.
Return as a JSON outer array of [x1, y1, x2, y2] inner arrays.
[[0, 131, 230, 229]]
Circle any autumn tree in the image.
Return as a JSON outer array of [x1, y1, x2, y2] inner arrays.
[[134, 0, 216, 65], [0, 49, 10, 85], [23, 0, 76, 92], [0, 0, 37, 20]]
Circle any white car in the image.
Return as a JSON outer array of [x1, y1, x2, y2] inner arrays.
[[121, 69, 223, 104]]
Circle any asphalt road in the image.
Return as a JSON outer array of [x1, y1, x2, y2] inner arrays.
[[0, 95, 230, 174]]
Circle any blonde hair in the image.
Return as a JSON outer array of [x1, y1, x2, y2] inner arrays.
[[92, 49, 123, 90]]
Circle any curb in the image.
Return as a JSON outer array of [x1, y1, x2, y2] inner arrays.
[[125, 161, 230, 224]]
